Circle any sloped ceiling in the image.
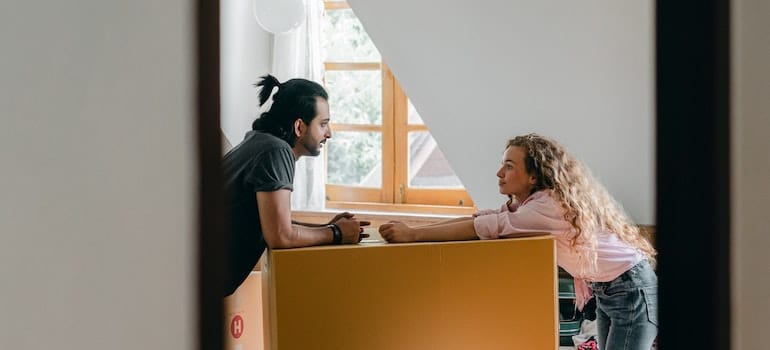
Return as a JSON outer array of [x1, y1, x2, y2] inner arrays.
[[348, 0, 654, 223]]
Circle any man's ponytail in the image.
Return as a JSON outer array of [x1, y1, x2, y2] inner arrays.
[[254, 74, 282, 106]]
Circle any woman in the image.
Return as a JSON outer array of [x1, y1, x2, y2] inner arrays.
[[379, 133, 658, 350]]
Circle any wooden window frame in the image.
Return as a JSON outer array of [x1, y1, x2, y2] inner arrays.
[[322, 1, 475, 215]]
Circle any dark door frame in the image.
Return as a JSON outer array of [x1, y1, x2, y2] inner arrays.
[[656, 0, 731, 349], [197, 0, 223, 349], [197, 0, 733, 348]]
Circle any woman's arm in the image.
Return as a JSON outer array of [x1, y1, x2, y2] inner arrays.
[[414, 216, 473, 228], [379, 217, 478, 243]]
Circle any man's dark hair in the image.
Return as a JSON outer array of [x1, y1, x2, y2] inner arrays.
[[251, 75, 328, 147]]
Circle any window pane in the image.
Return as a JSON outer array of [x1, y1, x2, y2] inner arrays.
[[321, 9, 381, 62], [408, 132, 464, 188], [327, 131, 382, 187], [407, 99, 425, 125], [325, 70, 382, 124]]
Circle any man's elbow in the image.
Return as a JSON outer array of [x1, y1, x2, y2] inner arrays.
[[263, 225, 297, 249]]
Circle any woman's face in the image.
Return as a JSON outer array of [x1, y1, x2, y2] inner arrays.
[[496, 146, 537, 200]]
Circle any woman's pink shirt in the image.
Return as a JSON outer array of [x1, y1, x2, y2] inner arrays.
[[472, 190, 644, 309]]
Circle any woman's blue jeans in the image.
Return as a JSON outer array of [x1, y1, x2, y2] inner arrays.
[[591, 260, 658, 350]]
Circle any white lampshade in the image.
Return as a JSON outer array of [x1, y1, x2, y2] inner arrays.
[[252, 0, 306, 34]]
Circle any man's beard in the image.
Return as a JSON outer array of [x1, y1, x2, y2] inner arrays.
[[301, 136, 321, 156]]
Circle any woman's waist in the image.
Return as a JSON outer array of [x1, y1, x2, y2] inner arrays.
[[557, 250, 644, 282], [590, 259, 657, 290]]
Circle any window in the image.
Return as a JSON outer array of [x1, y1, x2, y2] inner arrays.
[[321, 0, 474, 215]]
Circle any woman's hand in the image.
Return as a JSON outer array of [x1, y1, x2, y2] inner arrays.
[[378, 221, 417, 243]]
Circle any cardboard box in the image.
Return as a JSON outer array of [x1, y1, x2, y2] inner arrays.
[[263, 236, 558, 350], [224, 271, 265, 350]]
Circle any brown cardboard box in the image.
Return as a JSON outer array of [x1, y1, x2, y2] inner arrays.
[[263, 236, 558, 350], [224, 271, 264, 350]]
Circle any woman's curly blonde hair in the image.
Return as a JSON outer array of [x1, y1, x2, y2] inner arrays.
[[508, 134, 656, 277]]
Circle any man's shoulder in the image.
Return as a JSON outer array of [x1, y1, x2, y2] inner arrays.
[[247, 130, 289, 147], [224, 131, 292, 165], [236, 130, 291, 154]]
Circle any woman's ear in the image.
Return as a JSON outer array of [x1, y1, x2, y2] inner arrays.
[[528, 175, 538, 186], [293, 118, 304, 137]]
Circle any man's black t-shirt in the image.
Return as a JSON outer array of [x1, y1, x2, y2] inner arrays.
[[222, 130, 294, 296]]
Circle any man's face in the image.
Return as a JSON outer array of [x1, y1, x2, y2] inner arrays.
[[296, 97, 332, 157]]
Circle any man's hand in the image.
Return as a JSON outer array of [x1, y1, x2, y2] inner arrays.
[[326, 212, 354, 225], [334, 216, 371, 244], [378, 221, 417, 243]]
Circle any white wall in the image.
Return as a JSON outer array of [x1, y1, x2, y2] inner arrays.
[[348, 0, 655, 224], [732, 0, 770, 348], [221, 0, 273, 147], [0, 1, 195, 349]]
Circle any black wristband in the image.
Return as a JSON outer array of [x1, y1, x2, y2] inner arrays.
[[328, 224, 342, 245]]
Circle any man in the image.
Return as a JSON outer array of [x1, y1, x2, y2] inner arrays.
[[222, 74, 369, 296]]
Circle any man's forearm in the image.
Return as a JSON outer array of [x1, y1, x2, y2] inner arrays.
[[291, 220, 325, 228], [271, 224, 334, 248]]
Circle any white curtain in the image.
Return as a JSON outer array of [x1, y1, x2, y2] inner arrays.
[[271, 0, 326, 210]]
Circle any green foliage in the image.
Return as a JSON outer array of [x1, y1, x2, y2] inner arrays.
[[326, 71, 381, 124], [327, 132, 381, 186], [322, 8, 383, 186], [321, 9, 380, 62]]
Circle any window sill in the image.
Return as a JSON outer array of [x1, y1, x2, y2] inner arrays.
[[326, 201, 475, 216], [293, 202, 476, 227]]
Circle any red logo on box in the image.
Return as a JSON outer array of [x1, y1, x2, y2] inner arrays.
[[230, 315, 244, 339]]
